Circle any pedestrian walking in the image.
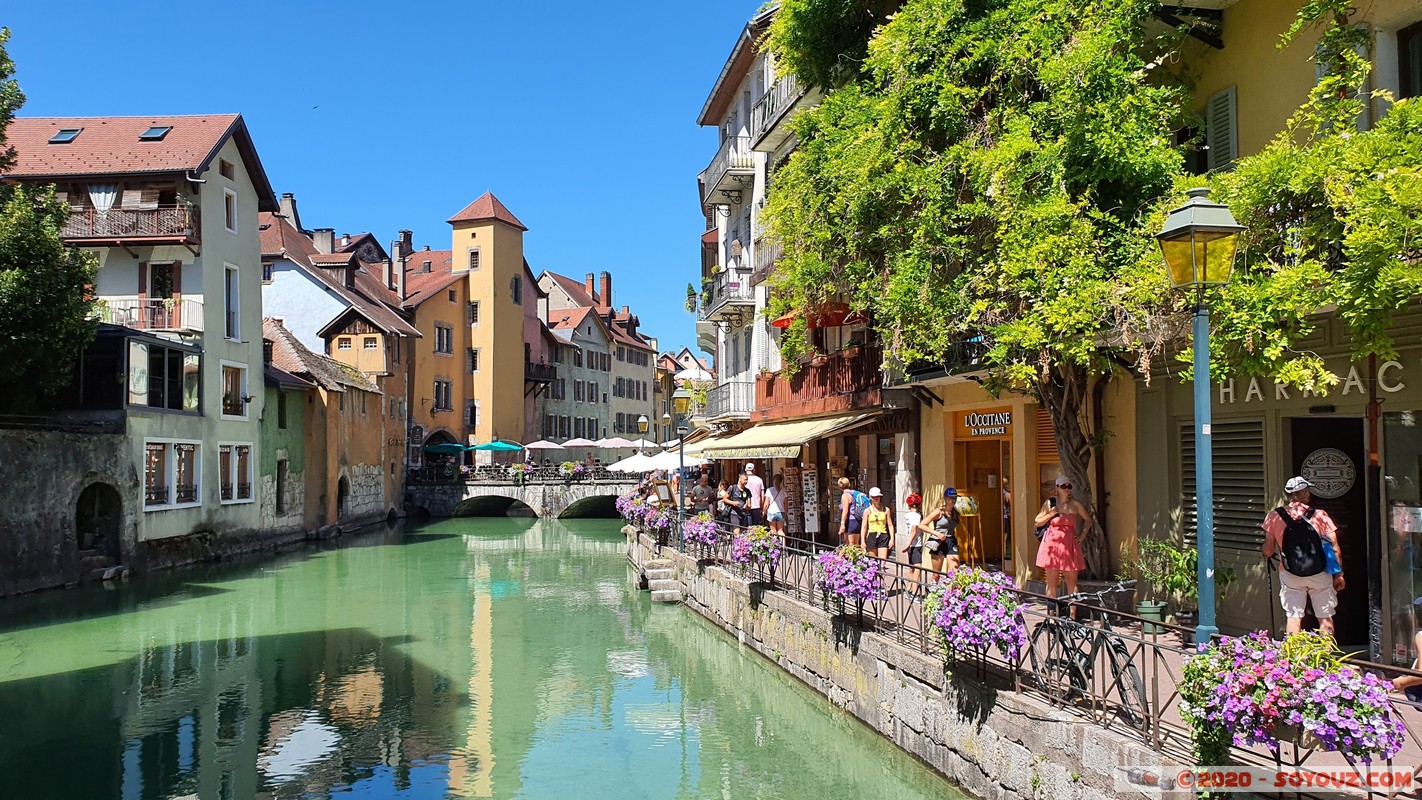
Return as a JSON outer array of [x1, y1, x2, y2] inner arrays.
[[899, 493, 925, 592], [725, 471, 751, 531], [766, 473, 786, 537], [838, 477, 869, 547], [715, 479, 731, 527], [1260, 476, 1344, 635], [689, 472, 715, 516], [919, 488, 962, 574], [744, 463, 766, 526], [863, 487, 895, 560], [1035, 476, 1090, 616]]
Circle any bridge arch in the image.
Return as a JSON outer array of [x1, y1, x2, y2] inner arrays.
[[452, 495, 537, 517], [558, 494, 620, 519]]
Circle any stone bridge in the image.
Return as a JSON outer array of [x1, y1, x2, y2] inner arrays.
[[407, 479, 639, 519]]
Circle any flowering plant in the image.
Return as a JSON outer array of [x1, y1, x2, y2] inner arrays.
[[559, 461, 587, 478], [1180, 631, 1405, 765], [922, 567, 1025, 661], [459, 465, 474, 478], [682, 512, 719, 547], [815, 545, 885, 603], [616, 489, 652, 526], [645, 506, 674, 533], [511, 462, 534, 475], [732, 525, 781, 566]]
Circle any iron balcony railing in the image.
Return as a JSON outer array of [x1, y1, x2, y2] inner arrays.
[[751, 74, 801, 141], [62, 205, 198, 242], [752, 237, 782, 282], [700, 136, 754, 205], [706, 380, 754, 419], [525, 361, 557, 383], [698, 269, 754, 321], [97, 298, 204, 333]]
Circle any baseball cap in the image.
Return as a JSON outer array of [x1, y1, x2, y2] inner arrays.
[[745, 463, 756, 472], [1284, 476, 1311, 493], [943, 487, 958, 497], [869, 487, 883, 497], [1054, 475, 1072, 487], [905, 493, 922, 506]]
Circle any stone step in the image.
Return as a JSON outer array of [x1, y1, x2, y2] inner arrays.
[[650, 589, 682, 603], [644, 559, 674, 569], [645, 568, 675, 582], [79, 552, 113, 571], [648, 578, 680, 592], [82, 565, 129, 583]]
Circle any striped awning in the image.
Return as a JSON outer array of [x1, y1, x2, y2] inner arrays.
[[697, 413, 878, 460]]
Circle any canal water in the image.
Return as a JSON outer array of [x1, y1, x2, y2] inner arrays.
[[0, 517, 963, 799]]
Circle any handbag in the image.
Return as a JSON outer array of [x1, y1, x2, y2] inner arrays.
[[1034, 522, 1048, 541]]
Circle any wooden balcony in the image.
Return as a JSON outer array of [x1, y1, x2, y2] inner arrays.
[[61, 205, 199, 247], [754, 346, 884, 423]]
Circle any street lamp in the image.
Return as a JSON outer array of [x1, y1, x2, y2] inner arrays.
[[636, 414, 650, 454], [1157, 186, 1243, 645], [662, 412, 672, 447], [672, 387, 692, 544]]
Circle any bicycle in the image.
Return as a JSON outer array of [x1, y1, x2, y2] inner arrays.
[[1023, 580, 1149, 731]]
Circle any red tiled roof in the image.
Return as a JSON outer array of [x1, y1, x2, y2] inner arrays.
[[264, 318, 380, 393], [260, 213, 419, 338], [541, 270, 600, 307], [4, 114, 277, 211], [310, 252, 355, 266], [547, 305, 597, 332], [446, 191, 528, 230], [401, 249, 459, 307]]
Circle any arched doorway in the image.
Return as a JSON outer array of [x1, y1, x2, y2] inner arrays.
[[75, 483, 122, 563], [337, 476, 351, 520], [423, 429, 462, 478]]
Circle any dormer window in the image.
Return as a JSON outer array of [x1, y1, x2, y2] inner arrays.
[[139, 125, 172, 141], [48, 128, 82, 144]]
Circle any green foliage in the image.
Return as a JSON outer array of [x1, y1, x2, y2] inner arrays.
[[1125, 538, 1234, 609], [766, 0, 894, 89], [0, 185, 99, 412], [0, 28, 20, 174]]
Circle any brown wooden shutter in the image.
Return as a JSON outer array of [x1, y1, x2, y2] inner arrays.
[[171, 261, 182, 328], [121, 188, 144, 209], [1035, 406, 1057, 462], [138, 262, 148, 301]]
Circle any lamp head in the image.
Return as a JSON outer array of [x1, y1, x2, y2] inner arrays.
[[636, 414, 649, 434], [1157, 187, 1244, 290], [672, 386, 691, 415]]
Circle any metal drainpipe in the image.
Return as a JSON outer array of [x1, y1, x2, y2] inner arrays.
[[1366, 354, 1384, 662]]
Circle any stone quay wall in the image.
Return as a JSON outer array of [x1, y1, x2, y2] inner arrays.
[[627, 529, 1184, 800]]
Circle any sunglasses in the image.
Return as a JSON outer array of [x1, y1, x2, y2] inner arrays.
[[1057, 483, 1072, 490]]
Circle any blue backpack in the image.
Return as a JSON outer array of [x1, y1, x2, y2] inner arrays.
[[848, 490, 871, 520]]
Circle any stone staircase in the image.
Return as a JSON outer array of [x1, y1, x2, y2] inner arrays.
[[644, 558, 681, 603], [78, 548, 128, 584]]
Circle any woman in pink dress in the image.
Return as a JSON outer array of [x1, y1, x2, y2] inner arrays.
[[1035, 475, 1092, 615]]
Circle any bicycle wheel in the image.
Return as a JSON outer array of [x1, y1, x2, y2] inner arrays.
[[1025, 619, 1088, 700], [1104, 638, 1150, 731]]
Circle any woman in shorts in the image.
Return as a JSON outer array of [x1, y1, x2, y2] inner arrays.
[[918, 488, 961, 573], [766, 473, 786, 537], [899, 493, 925, 592], [863, 487, 894, 560]]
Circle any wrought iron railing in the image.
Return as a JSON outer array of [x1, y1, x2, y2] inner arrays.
[[641, 522, 1422, 797], [698, 269, 754, 321], [701, 136, 754, 204], [62, 205, 198, 241], [751, 74, 801, 141], [706, 380, 754, 419], [96, 298, 204, 333], [408, 464, 636, 486]]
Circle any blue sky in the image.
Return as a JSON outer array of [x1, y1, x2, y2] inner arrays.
[[2, 1, 760, 356]]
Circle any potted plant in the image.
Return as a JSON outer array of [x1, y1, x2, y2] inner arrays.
[[842, 335, 864, 358], [1180, 631, 1406, 768], [923, 567, 1027, 661], [732, 525, 782, 584], [1125, 539, 1235, 638], [682, 512, 719, 551], [815, 544, 886, 618]]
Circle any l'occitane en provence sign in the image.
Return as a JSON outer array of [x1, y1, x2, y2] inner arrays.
[[954, 407, 1013, 439]]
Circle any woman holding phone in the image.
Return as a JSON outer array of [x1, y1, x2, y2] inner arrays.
[[1035, 475, 1091, 615]]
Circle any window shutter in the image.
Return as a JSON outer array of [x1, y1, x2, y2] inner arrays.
[[1205, 87, 1237, 172], [139, 188, 161, 210], [121, 188, 145, 209], [1180, 418, 1266, 550], [1034, 406, 1057, 462], [138, 262, 148, 301]]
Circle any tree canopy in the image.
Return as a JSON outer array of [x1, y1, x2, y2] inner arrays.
[[761, 0, 1422, 576], [0, 28, 98, 413]]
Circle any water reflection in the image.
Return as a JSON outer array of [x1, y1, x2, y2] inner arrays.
[[0, 517, 958, 799]]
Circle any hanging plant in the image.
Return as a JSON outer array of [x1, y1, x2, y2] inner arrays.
[[815, 544, 885, 603], [683, 512, 719, 547], [732, 525, 781, 567], [922, 567, 1026, 661]]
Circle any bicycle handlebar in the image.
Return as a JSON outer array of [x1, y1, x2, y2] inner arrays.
[[1056, 580, 1136, 604]]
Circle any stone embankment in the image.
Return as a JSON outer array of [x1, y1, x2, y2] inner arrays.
[[625, 527, 1182, 800]]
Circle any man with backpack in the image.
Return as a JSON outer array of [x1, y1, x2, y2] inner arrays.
[[1261, 476, 1346, 635]]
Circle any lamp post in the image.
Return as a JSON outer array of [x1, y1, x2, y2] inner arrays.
[[1157, 186, 1244, 645], [672, 387, 692, 544]]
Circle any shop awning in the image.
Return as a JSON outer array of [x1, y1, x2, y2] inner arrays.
[[698, 413, 879, 460]]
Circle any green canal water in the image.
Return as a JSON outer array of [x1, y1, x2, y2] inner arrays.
[[0, 517, 963, 799]]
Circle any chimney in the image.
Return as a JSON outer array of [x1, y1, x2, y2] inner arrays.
[[312, 228, 335, 254], [621, 305, 630, 315], [341, 233, 351, 247], [263, 340, 273, 364], [389, 238, 406, 299], [278, 193, 302, 231], [599, 272, 612, 308], [423, 245, 431, 251], [398, 229, 413, 258], [584, 272, 596, 301]]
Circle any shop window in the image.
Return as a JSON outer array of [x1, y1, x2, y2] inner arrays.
[[128, 340, 200, 412], [1179, 418, 1266, 550], [1385, 411, 1422, 664], [218, 443, 254, 503], [145, 440, 200, 509]]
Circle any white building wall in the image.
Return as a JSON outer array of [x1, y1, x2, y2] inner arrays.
[[261, 262, 348, 353]]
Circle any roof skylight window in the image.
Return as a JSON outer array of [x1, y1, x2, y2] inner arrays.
[[139, 125, 172, 141], [48, 128, 82, 144]]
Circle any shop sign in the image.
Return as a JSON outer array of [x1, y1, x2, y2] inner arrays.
[[1215, 360, 1406, 406], [954, 407, 1013, 439], [1300, 447, 1356, 499], [801, 469, 820, 535]]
